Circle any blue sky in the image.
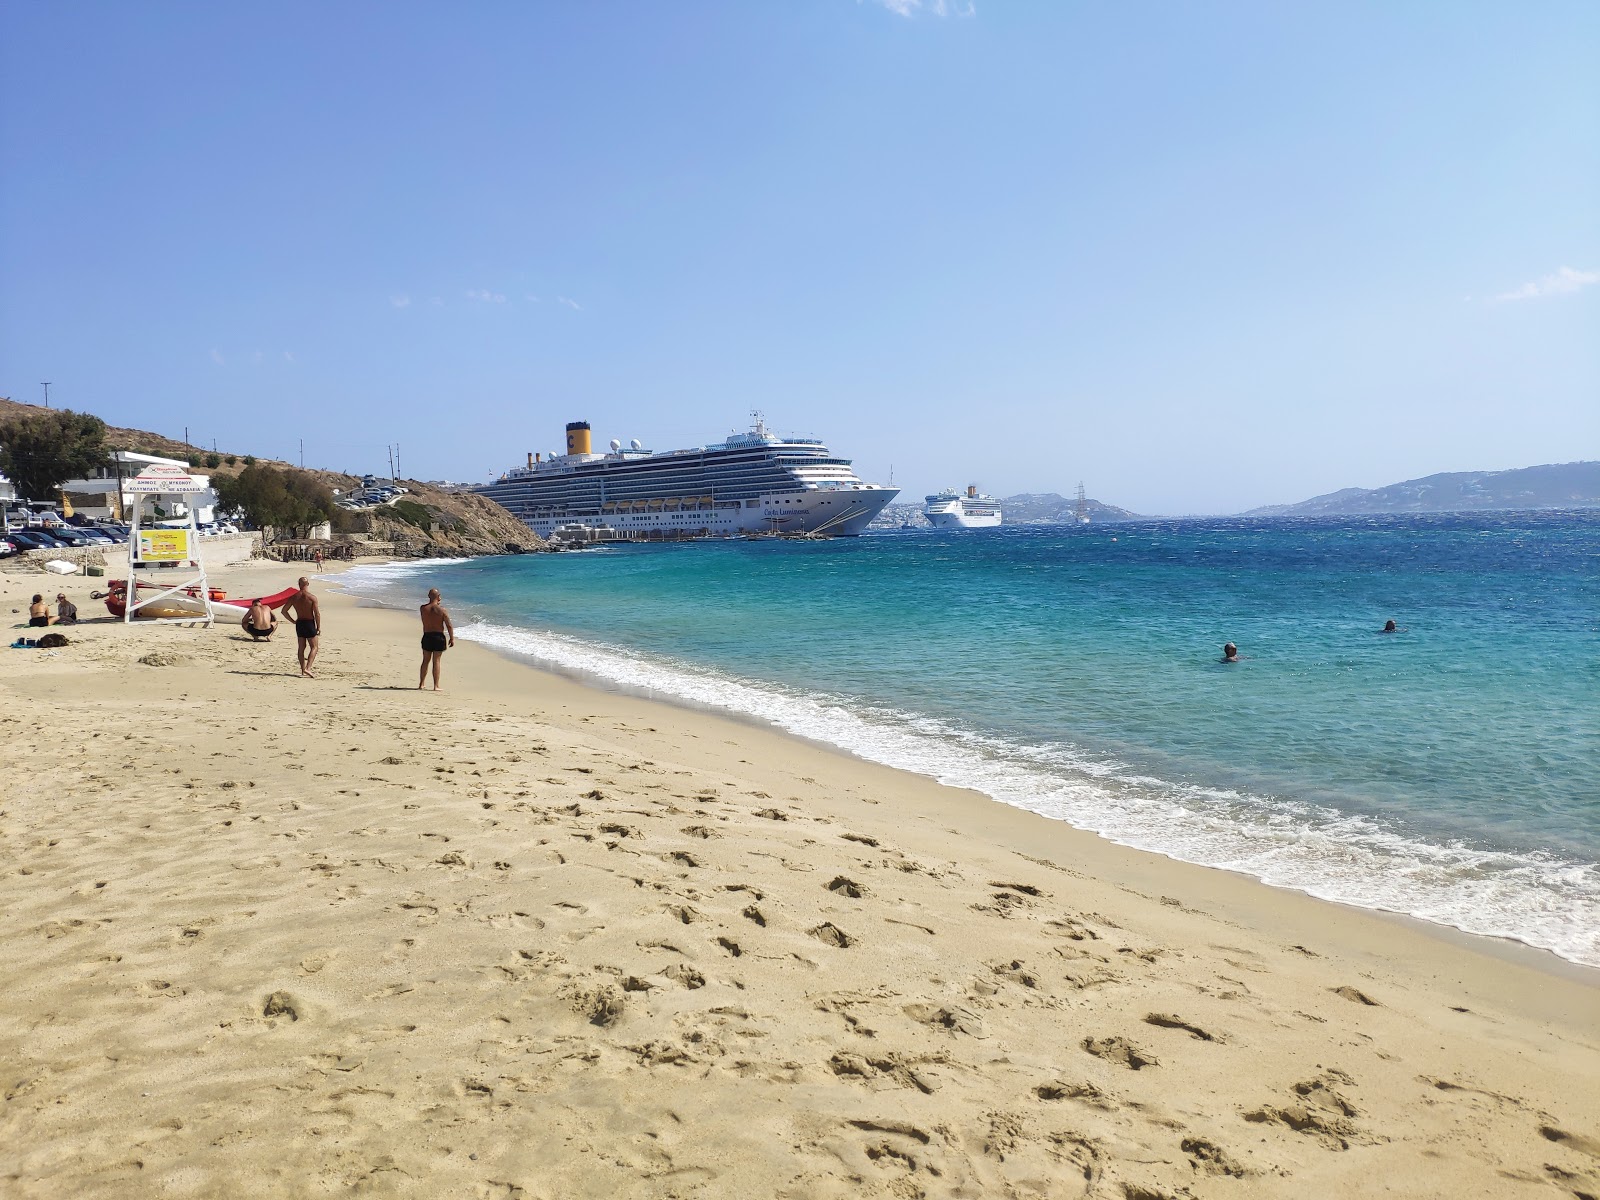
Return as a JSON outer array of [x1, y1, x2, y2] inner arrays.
[[2, 1, 1595, 513]]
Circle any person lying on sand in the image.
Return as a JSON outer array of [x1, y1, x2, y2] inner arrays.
[[241, 598, 277, 641], [418, 588, 455, 691], [280, 578, 321, 678]]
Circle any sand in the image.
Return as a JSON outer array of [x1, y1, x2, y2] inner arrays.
[[1, 559, 1597, 1199]]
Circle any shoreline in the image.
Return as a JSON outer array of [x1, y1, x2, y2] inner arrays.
[[332, 559, 1600, 986], [3, 557, 1597, 1197]]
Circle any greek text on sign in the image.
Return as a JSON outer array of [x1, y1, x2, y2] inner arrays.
[[138, 529, 192, 562], [127, 464, 205, 492]]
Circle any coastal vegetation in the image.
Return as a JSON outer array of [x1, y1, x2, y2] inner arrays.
[[0, 407, 109, 500]]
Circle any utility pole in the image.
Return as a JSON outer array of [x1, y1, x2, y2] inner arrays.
[[395, 444, 400, 481], [40, 382, 51, 408], [185, 426, 190, 448], [387, 445, 394, 478]]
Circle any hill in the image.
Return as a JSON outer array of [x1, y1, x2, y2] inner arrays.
[[0, 397, 538, 555], [1245, 462, 1600, 517], [1000, 492, 1145, 524]]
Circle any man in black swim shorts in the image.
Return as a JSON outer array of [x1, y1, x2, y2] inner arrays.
[[418, 587, 455, 691], [241, 597, 277, 641], [281, 576, 322, 678]]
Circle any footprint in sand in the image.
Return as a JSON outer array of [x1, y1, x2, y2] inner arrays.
[[1082, 1036, 1158, 1070], [1331, 985, 1381, 1006], [809, 922, 854, 948]]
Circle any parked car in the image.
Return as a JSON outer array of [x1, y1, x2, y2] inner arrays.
[[75, 528, 117, 545], [4, 529, 63, 551], [43, 527, 93, 547], [0, 538, 17, 558]]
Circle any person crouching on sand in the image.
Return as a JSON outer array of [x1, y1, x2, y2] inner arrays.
[[241, 598, 277, 641], [281, 577, 321, 678], [418, 588, 455, 690]]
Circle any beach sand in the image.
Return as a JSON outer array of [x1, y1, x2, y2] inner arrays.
[[2, 560, 1596, 1198]]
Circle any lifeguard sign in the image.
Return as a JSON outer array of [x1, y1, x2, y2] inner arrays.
[[124, 463, 215, 625]]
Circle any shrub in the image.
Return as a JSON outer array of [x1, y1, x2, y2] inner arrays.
[[390, 499, 434, 531], [243, 455, 256, 466], [224, 455, 237, 466], [204, 452, 221, 469]]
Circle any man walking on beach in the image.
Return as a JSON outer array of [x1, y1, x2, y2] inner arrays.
[[418, 587, 454, 690], [281, 577, 321, 678]]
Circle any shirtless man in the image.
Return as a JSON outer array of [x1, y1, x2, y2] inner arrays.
[[418, 588, 455, 690], [241, 597, 277, 641], [281, 577, 321, 677]]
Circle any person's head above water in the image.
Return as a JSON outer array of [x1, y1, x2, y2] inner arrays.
[[1383, 619, 1397, 632], [1222, 642, 1238, 660]]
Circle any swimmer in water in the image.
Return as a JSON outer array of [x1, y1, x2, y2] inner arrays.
[[1221, 642, 1242, 663], [1381, 619, 1406, 633]]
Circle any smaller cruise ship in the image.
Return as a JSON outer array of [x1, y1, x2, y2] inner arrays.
[[924, 485, 1003, 529]]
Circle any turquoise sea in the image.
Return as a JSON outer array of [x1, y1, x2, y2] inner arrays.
[[341, 513, 1600, 967]]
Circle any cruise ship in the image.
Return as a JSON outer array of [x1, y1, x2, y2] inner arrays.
[[924, 485, 1003, 529], [474, 414, 898, 539]]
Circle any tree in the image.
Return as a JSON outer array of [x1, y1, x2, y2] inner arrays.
[[205, 452, 221, 468], [213, 463, 338, 538], [0, 408, 109, 500]]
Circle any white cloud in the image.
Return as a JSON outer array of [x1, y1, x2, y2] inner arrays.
[[210, 348, 225, 366], [1494, 266, 1599, 302], [391, 292, 411, 308], [465, 289, 507, 303], [866, 0, 973, 16], [525, 293, 541, 302], [283, 351, 296, 364], [557, 296, 582, 310]]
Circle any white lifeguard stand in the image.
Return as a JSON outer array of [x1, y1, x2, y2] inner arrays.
[[124, 463, 215, 625]]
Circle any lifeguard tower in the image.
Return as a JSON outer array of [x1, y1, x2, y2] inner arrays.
[[123, 462, 216, 625]]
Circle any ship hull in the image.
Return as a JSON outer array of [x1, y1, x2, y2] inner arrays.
[[501, 486, 897, 540], [926, 509, 1002, 529]]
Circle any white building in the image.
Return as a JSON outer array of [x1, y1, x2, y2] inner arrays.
[[61, 451, 219, 523]]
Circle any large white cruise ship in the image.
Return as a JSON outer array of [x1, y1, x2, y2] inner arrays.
[[474, 414, 898, 539], [924, 485, 1003, 529]]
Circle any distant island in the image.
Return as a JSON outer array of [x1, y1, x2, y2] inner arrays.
[[1244, 461, 1600, 517], [874, 461, 1598, 528]]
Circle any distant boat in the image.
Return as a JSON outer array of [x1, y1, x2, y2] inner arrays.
[[924, 485, 1003, 529], [1074, 483, 1090, 524]]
